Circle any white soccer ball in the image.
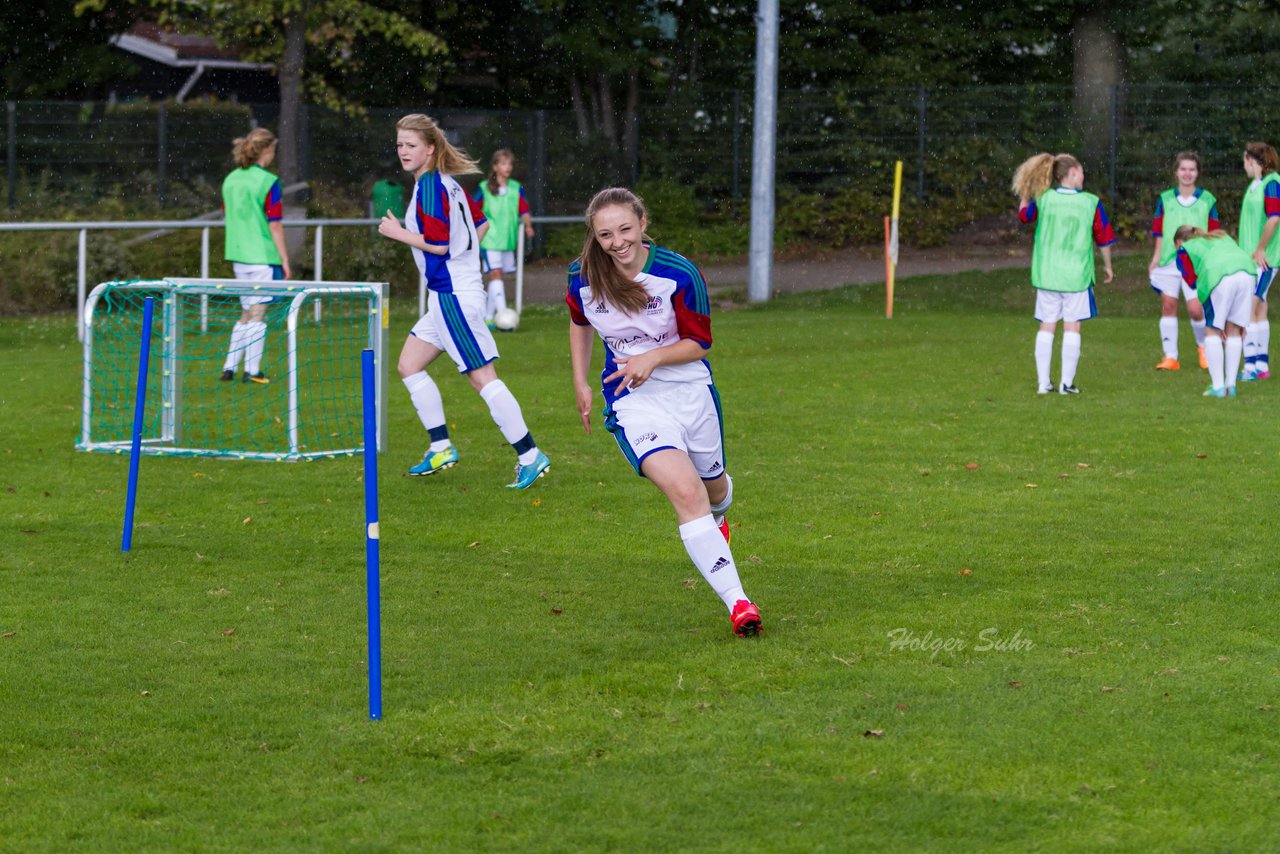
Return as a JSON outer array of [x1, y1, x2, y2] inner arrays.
[[494, 308, 520, 332]]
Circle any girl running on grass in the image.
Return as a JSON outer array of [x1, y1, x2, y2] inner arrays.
[[1238, 141, 1280, 381], [472, 149, 535, 326], [1149, 151, 1218, 372], [566, 187, 761, 638], [1013, 152, 1116, 394], [377, 114, 549, 488], [219, 128, 292, 385], [1173, 226, 1258, 397]]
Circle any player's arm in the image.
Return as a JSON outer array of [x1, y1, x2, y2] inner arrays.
[[1254, 217, 1279, 270], [569, 319, 596, 434], [265, 181, 292, 278], [1094, 202, 1116, 283], [1149, 198, 1164, 272], [1018, 199, 1037, 224], [378, 215, 448, 255], [520, 188, 535, 238]]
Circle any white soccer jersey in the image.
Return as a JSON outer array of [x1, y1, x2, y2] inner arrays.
[[406, 170, 487, 295], [566, 244, 713, 406]]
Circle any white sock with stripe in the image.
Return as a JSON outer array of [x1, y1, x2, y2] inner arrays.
[[1257, 319, 1270, 372], [478, 379, 538, 464], [403, 372, 451, 452], [1061, 331, 1081, 388], [1244, 323, 1258, 374], [487, 279, 507, 318], [1159, 317, 1178, 360], [679, 514, 746, 611]]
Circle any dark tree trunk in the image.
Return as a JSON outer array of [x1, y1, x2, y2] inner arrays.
[[1072, 3, 1124, 169], [277, 5, 307, 204], [569, 76, 590, 138], [621, 68, 639, 167], [597, 72, 617, 144]]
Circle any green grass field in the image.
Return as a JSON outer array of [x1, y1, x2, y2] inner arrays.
[[3, 255, 1278, 850]]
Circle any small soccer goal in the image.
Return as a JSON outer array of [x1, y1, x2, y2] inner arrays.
[[79, 277, 389, 461]]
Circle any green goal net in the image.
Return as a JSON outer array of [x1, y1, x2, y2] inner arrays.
[[79, 278, 388, 461]]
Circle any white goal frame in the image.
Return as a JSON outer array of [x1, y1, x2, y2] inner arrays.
[[79, 277, 389, 461]]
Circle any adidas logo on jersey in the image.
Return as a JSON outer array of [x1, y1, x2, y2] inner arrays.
[[710, 556, 730, 574], [593, 302, 609, 313]]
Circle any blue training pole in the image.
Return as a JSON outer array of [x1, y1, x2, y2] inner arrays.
[[361, 348, 383, 720], [121, 296, 155, 552]]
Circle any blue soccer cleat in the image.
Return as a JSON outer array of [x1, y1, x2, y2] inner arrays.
[[507, 450, 550, 489], [408, 445, 459, 476], [1203, 385, 1227, 398]]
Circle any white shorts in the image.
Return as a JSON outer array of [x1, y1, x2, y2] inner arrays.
[[1204, 271, 1254, 331], [605, 380, 726, 480], [1150, 262, 1197, 301], [484, 250, 517, 274], [410, 290, 499, 374], [232, 262, 282, 307], [1035, 287, 1096, 323]]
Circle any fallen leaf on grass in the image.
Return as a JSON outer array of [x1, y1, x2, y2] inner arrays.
[[2, 631, 16, 639], [255, 499, 269, 505], [550, 608, 563, 616], [3, 486, 13, 493], [1025, 483, 1039, 489], [959, 568, 973, 576], [140, 690, 151, 697], [964, 463, 979, 470], [1077, 462, 1090, 468], [1008, 681, 1024, 689], [532, 498, 541, 507], [222, 629, 235, 636], [20, 530, 40, 535], [241, 517, 252, 525], [681, 578, 698, 588], [195, 552, 204, 560], [1101, 686, 1121, 693], [1217, 656, 1230, 662], [1196, 454, 1208, 459], [193, 472, 206, 478], [467, 541, 480, 549], [1260, 705, 1275, 712], [1058, 473, 1071, 479], [207, 588, 228, 596], [863, 729, 884, 738], [355, 775, 368, 784], [94, 489, 110, 494], [895, 703, 909, 710]]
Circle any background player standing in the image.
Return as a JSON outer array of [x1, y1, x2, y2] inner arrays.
[[1013, 152, 1115, 394], [1238, 142, 1280, 381], [220, 128, 292, 384], [378, 114, 549, 488], [1148, 151, 1217, 371], [567, 187, 761, 638], [473, 149, 534, 326]]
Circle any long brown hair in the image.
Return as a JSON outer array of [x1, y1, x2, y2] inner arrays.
[[487, 148, 514, 195], [395, 114, 480, 175], [1245, 141, 1280, 173], [580, 187, 652, 316], [232, 128, 276, 169], [1012, 152, 1081, 200]]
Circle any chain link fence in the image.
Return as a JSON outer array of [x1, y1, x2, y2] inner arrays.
[[3, 85, 1276, 222]]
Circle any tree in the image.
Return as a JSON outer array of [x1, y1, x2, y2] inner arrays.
[[3, 0, 136, 98], [76, 0, 446, 203]]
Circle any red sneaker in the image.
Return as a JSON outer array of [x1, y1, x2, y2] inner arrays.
[[730, 599, 762, 637], [717, 516, 731, 544]]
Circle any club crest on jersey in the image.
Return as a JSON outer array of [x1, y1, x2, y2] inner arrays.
[[645, 295, 663, 314]]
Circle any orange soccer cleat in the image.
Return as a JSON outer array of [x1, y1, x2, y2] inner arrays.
[[1198, 346, 1208, 370], [730, 600, 762, 637], [1155, 356, 1181, 371]]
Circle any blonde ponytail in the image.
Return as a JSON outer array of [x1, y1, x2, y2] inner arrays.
[[232, 128, 276, 169], [1012, 152, 1081, 200]]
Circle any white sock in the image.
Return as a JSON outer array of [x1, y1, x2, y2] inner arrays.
[[709, 474, 733, 525], [1257, 319, 1270, 371], [487, 279, 508, 318], [1061, 331, 1081, 388], [244, 321, 268, 375], [679, 514, 746, 610], [1244, 323, 1258, 372], [1159, 316, 1178, 360], [1205, 336, 1225, 389], [1190, 318, 1207, 348], [478, 379, 538, 464], [1035, 330, 1054, 389], [1225, 336, 1243, 389], [402, 372, 451, 451], [223, 322, 248, 371]]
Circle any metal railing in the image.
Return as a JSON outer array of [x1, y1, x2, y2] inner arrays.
[[0, 215, 583, 338]]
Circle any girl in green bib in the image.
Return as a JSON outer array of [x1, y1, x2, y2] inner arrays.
[[1148, 151, 1217, 371], [219, 128, 292, 384], [472, 149, 535, 326], [1013, 153, 1115, 394], [1173, 226, 1257, 397], [1238, 142, 1280, 380]]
